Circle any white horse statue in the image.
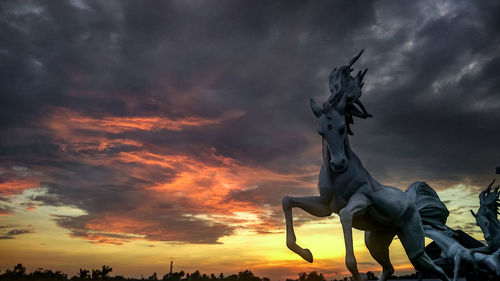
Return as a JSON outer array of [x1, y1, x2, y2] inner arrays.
[[282, 50, 450, 281]]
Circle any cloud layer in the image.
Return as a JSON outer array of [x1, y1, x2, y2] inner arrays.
[[1, 0, 499, 247]]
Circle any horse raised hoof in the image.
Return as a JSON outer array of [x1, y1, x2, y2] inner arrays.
[[299, 248, 313, 263]]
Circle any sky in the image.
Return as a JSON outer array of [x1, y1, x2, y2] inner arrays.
[[0, 0, 499, 280]]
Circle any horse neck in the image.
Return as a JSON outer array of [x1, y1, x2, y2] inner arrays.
[[478, 207, 500, 235], [322, 135, 370, 181], [321, 138, 331, 169], [486, 209, 500, 231]]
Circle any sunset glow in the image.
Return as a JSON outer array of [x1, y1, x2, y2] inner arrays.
[[1, 1, 499, 280]]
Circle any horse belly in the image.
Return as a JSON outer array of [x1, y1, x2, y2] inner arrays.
[[349, 187, 413, 231], [370, 186, 410, 221], [351, 215, 398, 232]]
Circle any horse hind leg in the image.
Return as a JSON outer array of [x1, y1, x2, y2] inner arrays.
[[282, 195, 332, 263], [365, 231, 395, 281], [409, 252, 449, 281], [398, 214, 450, 281]]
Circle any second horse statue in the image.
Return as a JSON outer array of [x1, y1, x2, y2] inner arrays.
[[282, 50, 450, 281]]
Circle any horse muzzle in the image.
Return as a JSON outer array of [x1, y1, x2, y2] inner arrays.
[[330, 159, 347, 173]]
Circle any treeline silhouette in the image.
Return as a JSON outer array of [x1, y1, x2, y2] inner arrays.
[[0, 264, 420, 281]]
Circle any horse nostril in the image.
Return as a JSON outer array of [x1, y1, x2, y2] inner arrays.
[[330, 159, 346, 170]]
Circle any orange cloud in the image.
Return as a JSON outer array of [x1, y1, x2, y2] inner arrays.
[[115, 150, 313, 217], [44, 107, 245, 156], [0, 170, 39, 196], [47, 107, 245, 134], [40, 107, 315, 244], [48, 148, 315, 245]]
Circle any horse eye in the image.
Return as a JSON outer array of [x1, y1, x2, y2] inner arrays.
[[327, 124, 332, 131]]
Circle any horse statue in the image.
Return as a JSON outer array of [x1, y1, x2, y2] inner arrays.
[[422, 224, 500, 281], [282, 50, 450, 281], [470, 179, 500, 255]]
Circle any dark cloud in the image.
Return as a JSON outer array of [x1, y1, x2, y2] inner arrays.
[[0, 236, 14, 240], [0, 205, 14, 215], [0, 226, 34, 239], [0, 0, 499, 244]]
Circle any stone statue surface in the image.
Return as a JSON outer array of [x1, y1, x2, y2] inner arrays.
[[423, 225, 499, 281], [417, 179, 500, 281], [282, 50, 450, 281], [470, 179, 500, 253]]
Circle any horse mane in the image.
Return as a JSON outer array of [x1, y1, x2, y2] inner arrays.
[[326, 49, 372, 135], [479, 179, 500, 218]]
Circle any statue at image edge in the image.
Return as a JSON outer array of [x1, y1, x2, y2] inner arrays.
[[419, 177, 500, 281], [282, 50, 451, 281], [282, 51, 500, 281], [470, 179, 500, 256]]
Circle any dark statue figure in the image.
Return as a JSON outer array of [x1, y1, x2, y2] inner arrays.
[[470, 179, 500, 254], [420, 178, 500, 281], [282, 50, 450, 281]]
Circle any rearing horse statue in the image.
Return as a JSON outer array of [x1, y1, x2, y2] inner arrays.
[[282, 50, 450, 281]]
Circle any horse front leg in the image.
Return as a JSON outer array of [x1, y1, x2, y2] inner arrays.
[[282, 195, 332, 263], [339, 193, 370, 281]]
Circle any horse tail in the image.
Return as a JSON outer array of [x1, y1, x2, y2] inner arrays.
[[405, 181, 449, 230]]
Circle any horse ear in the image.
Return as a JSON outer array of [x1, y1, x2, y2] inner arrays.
[[470, 210, 477, 217], [310, 98, 322, 118]]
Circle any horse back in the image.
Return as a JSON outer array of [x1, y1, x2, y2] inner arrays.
[[369, 185, 412, 222]]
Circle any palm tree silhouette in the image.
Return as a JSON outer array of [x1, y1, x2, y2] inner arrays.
[[298, 272, 306, 281], [78, 269, 90, 279], [101, 265, 112, 279], [91, 269, 101, 280]]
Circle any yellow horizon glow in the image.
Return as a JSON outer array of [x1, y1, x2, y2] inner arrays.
[[0, 181, 487, 280]]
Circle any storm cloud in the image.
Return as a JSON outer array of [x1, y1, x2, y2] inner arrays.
[[0, 0, 499, 245]]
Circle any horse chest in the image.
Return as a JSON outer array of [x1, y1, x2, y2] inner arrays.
[[318, 165, 356, 213], [329, 194, 348, 214]]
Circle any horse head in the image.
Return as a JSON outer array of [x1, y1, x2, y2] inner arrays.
[[310, 50, 372, 174], [470, 179, 500, 244]]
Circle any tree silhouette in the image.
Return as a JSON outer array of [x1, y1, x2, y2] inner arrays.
[[189, 270, 200, 281], [13, 264, 26, 276], [237, 270, 260, 281], [365, 272, 377, 280], [298, 272, 306, 281], [78, 269, 90, 280], [100, 266, 112, 279], [91, 269, 101, 280], [0, 265, 433, 281]]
